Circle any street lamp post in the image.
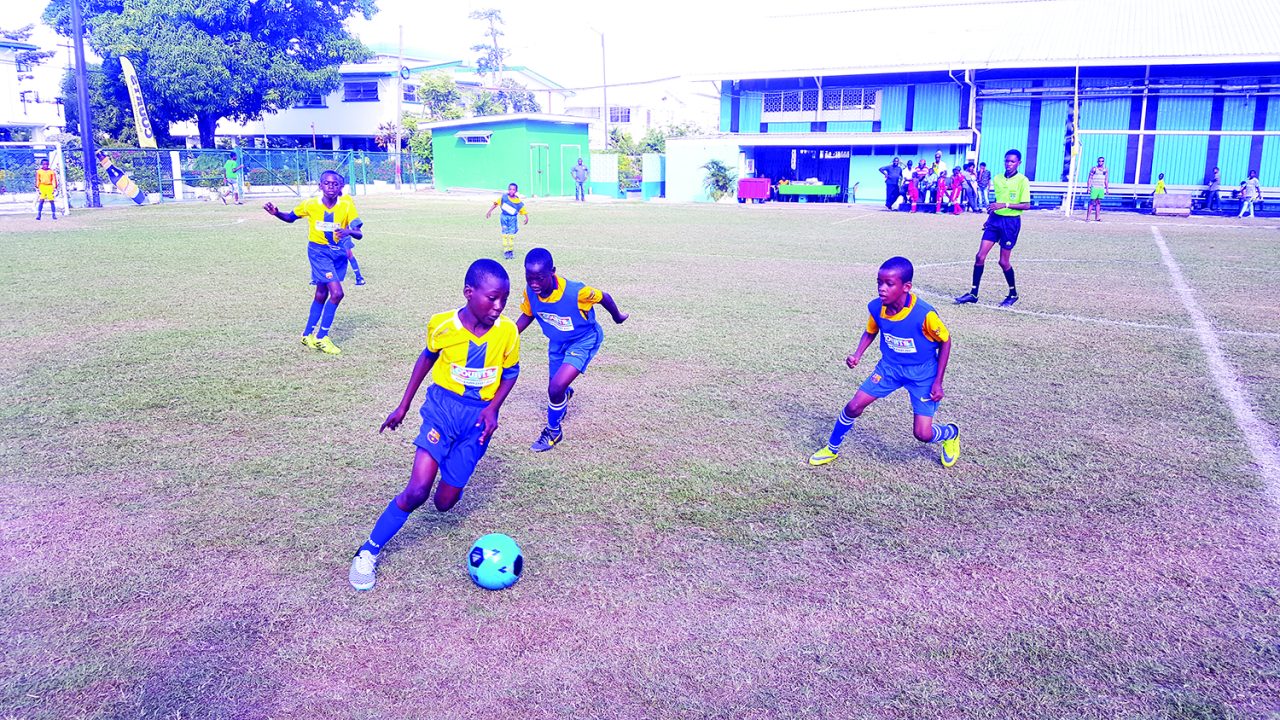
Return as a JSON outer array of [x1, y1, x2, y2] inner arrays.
[[590, 28, 607, 149], [70, 0, 100, 207]]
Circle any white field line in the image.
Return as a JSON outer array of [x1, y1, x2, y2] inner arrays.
[[1151, 225, 1280, 503], [911, 287, 1280, 339]]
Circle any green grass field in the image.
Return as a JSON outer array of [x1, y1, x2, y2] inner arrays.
[[2, 195, 1279, 719]]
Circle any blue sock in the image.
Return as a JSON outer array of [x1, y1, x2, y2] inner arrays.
[[827, 409, 856, 451], [929, 423, 959, 443], [349, 255, 362, 275], [547, 396, 569, 430], [303, 300, 324, 336], [315, 301, 339, 339], [360, 500, 411, 556]]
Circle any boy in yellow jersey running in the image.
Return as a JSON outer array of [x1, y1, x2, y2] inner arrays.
[[485, 183, 529, 260], [954, 149, 1031, 307], [810, 257, 960, 468], [263, 170, 362, 354], [349, 259, 520, 591], [35, 159, 58, 220]]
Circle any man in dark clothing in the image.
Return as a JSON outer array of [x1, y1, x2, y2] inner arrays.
[[880, 157, 904, 210]]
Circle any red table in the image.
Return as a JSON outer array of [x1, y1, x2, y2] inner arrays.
[[737, 177, 771, 201]]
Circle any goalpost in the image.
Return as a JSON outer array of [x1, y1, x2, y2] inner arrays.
[[0, 141, 71, 217]]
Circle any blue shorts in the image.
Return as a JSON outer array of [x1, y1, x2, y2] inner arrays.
[[413, 385, 491, 489], [549, 325, 604, 375], [857, 360, 940, 417], [500, 214, 519, 235], [308, 242, 348, 285]]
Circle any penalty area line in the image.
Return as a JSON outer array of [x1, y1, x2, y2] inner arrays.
[[1151, 225, 1280, 505]]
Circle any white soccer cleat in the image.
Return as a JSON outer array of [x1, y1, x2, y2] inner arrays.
[[349, 549, 378, 591]]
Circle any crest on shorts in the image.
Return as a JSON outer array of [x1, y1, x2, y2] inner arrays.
[[325, 272, 334, 279], [871, 373, 882, 384], [427, 428, 440, 444]]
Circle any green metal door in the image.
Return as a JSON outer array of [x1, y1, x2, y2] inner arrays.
[[529, 144, 549, 197], [560, 144, 581, 196]]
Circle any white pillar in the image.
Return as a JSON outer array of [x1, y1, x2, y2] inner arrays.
[[170, 150, 185, 201]]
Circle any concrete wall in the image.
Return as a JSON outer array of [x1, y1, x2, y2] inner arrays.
[[666, 137, 742, 202], [641, 152, 665, 199], [589, 152, 619, 198]]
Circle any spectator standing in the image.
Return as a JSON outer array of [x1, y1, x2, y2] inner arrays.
[[570, 158, 590, 202], [976, 162, 993, 209], [1205, 167, 1221, 213], [880, 157, 904, 210], [1239, 170, 1262, 218], [1086, 157, 1109, 221]]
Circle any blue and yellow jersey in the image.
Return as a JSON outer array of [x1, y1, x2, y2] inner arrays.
[[493, 194, 528, 216], [425, 310, 520, 403], [520, 276, 603, 329], [991, 172, 1031, 216], [292, 195, 362, 246], [36, 168, 57, 188], [865, 294, 949, 368]]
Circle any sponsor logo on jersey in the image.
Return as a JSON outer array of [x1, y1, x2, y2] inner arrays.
[[537, 312, 575, 332], [883, 332, 918, 353], [450, 363, 499, 387]]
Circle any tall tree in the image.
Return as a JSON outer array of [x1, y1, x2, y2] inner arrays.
[[468, 9, 508, 84], [414, 71, 465, 121], [42, 0, 375, 147]]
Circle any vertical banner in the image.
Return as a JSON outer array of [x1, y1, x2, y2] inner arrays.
[[119, 56, 157, 149]]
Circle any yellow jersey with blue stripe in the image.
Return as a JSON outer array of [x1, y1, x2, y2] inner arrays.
[[519, 276, 603, 317], [292, 195, 362, 246], [425, 310, 521, 403]]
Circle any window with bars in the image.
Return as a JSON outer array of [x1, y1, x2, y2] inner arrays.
[[295, 94, 327, 108], [402, 84, 418, 102], [761, 87, 880, 121], [566, 107, 601, 119], [609, 106, 631, 123], [343, 81, 379, 102]]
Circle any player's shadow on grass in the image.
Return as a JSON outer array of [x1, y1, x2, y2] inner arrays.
[[378, 454, 509, 554], [100, 600, 280, 718], [789, 397, 932, 466]]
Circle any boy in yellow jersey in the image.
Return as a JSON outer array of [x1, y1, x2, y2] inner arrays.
[[485, 182, 529, 259], [35, 159, 58, 220], [810, 257, 960, 468], [349, 259, 520, 591], [954, 148, 1031, 308], [263, 170, 362, 355]]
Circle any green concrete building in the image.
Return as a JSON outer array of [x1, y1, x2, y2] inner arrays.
[[425, 114, 592, 197]]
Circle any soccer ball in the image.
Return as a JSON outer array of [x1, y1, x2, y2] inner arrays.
[[467, 533, 524, 590]]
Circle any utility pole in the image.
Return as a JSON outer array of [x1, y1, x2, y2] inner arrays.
[[70, 0, 100, 207], [395, 24, 404, 190], [592, 29, 607, 149]]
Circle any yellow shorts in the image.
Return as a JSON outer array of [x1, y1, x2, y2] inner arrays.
[[38, 186, 55, 200]]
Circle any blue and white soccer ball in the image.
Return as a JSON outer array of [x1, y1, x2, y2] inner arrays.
[[467, 533, 524, 590]]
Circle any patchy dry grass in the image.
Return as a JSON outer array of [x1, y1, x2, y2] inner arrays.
[[2, 196, 1278, 719]]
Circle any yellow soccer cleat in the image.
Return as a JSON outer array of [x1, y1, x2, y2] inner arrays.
[[808, 446, 839, 466], [940, 425, 961, 467], [300, 334, 319, 350], [314, 336, 342, 355]]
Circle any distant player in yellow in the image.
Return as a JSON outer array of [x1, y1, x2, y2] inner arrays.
[[263, 170, 363, 355], [35, 159, 58, 221], [485, 183, 529, 260], [349, 259, 521, 591]]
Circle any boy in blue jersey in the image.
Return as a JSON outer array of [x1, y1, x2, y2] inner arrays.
[[516, 247, 628, 452], [263, 170, 362, 355], [349, 259, 521, 591], [810, 257, 961, 468], [485, 183, 530, 260]]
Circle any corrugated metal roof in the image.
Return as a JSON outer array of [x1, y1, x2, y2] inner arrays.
[[698, 0, 1280, 79]]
